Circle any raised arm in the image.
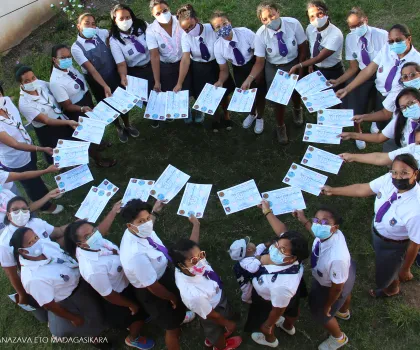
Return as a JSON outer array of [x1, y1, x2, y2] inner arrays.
[[7, 165, 59, 183], [96, 200, 121, 236], [3, 266, 29, 305], [329, 60, 360, 88], [340, 152, 392, 166], [81, 61, 112, 97], [322, 183, 375, 197], [353, 108, 393, 124], [32, 113, 78, 129], [215, 63, 230, 87], [29, 188, 61, 212], [260, 200, 287, 236], [241, 57, 265, 90], [188, 215, 200, 243], [340, 131, 389, 144]]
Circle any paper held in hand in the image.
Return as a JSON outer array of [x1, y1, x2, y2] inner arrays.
[[301, 146, 343, 175], [165, 91, 189, 119], [193, 83, 227, 115], [85, 101, 120, 125], [282, 163, 328, 196], [55, 164, 93, 193], [75, 186, 114, 223], [303, 123, 342, 145], [122, 179, 155, 206], [151, 164, 191, 203], [302, 89, 342, 112], [98, 179, 119, 198], [126, 75, 148, 102], [295, 71, 331, 96], [266, 69, 298, 105], [72, 116, 106, 145], [53, 142, 90, 168], [104, 86, 138, 114], [178, 183, 212, 218], [261, 187, 306, 215], [317, 109, 354, 127], [228, 88, 257, 112], [217, 180, 261, 215], [144, 90, 167, 121]]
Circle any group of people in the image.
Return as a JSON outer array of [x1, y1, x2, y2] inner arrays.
[[0, 0, 420, 349]]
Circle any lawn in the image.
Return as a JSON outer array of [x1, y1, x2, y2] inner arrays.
[[0, 0, 420, 349]]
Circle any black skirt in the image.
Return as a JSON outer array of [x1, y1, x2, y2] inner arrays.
[[232, 58, 267, 97], [160, 61, 192, 93], [134, 266, 186, 330], [64, 92, 94, 121], [128, 63, 155, 96]]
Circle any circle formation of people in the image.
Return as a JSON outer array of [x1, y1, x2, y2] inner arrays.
[[0, 0, 419, 349]]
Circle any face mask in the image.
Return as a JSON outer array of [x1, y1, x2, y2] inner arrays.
[[402, 103, 420, 119], [21, 240, 43, 258], [269, 245, 289, 265], [392, 177, 416, 191], [82, 27, 97, 39], [266, 17, 282, 31], [187, 23, 201, 37], [58, 58, 73, 70], [117, 19, 133, 32], [188, 258, 208, 276], [311, 223, 333, 240], [23, 79, 40, 92], [10, 210, 30, 227], [390, 41, 407, 55], [86, 230, 103, 250], [132, 220, 154, 238], [217, 24, 233, 38], [355, 23, 368, 37], [311, 15, 328, 29], [156, 11, 172, 24], [403, 77, 420, 90]]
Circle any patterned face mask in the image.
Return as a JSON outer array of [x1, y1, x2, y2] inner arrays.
[[217, 24, 233, 38]]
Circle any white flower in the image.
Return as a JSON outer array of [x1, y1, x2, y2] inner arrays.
[[63, 7, 67, 12], [77, 4, 83, 8], [50, 4, 54, 7], [59, 1, 63, 4]]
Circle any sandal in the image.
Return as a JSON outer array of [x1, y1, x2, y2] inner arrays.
[[369, 288, 400, 298], [95, 158, 117, 168], [97, 141, 112, 152]]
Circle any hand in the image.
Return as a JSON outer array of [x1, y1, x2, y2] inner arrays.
[[328, 79, 339, 87], [214, 80, 223, 88], [339, 153, 354, 163], [68, 120, 79, 130], [292, 210, 306, 223], [71, 315, 85, 327], [336, 88, 348, 99], [224, 320, 237, 335], [399, 268, 413, 282], [129, 303, 139, 315], [352, 114, 364, 124], [340, 132, 354, 141], [324, 305, 332, 317], [16, 293, 29, 305], [168, 293, 178, 309], [321, 185, 334, 196], [152, 200, 165, 214], [258, 199, 270, 212], [43, 147, 54, 156], [111, 200, 122, 214], [288, 65, 299, 75], [189, 214, 200, 226], [240, 78, 251, 91], [48, 188, 62, 199], [308, 65, 314, 73], [104, 85, 112, 98], [153, 82, 161, 92], [81, 106, 92, 113], [173, 83, 182, 93], [46, 164, 60, 173], [121, 75, 128, 87]]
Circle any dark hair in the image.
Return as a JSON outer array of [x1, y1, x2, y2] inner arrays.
[[149, 0, 169, 11], [276, 231, 309, 263], [176, 4, 198, 22], [315, 205, 344, 225], [393, 154, 420, 182], [4, 196, 32, 225], [390, 24, 411, 38], [210, 10, 230, 23], [14, 64, 33, 83], [169, 239, 199, 269], [63, 220, 93, 258], [50, 44, 70, 73], [306, 0, 329, 16], [394, 88, 420, 147], [347, 6, 366, 20], [399, 62, 420, 85], [110, 4, 148, 45], [77, 12, 96, 25], [256, 1, 280, 19], [120, 199, 152, 222], [0, 83, 4, 96], [9, 227, 32, 269]]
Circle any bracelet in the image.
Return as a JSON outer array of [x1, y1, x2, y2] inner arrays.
[[299, 63, 303, 68], [151, 211, 160, 217], [263, 209, 272, 216], [80, 106, 84, 113], [248, 74, 255, 80]]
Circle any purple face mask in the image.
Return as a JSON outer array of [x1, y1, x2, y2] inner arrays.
[[187, 23, 201, 37]]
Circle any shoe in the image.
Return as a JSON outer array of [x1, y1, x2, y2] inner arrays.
[[42, 204, 64, 215], [318, 333, 349, 350], [125, 336, 155, 350], [275, 316, 296, 335], [213, 336, 242, 350], [212, 121, 221, 133], [181, 311, 195, 324], [416, 253, 420, 268], [204, 338, 212, 347], [243, 114, 257, 128], [184, 115, 193, 124], [370, 122, 380, 134], [335, 310, 351, 320], [195, 112, 205, 123], [117, 128, 129, 143], [254, 118, 264, 134], [293, 108, 304, 126], [151, 120, 159, 129], [251, 333, 278, 348], [166, 118, 175, 123], [224, 120, 233, 131], [276, 125, 288, 144], [125, 125, 140, 138], [355, 140, 366, 150]]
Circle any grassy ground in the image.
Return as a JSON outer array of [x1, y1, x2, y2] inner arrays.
[[1, 0, 420, 349]]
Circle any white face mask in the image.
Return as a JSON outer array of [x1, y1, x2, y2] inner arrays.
[[311, 15, 328, 29], [86, 230, 103, 250], [23, 79, 40, 92], [20, 240, 43, 258], [156, 11, 172, 24], [188, 258, 208, 276], [117, 18, 133, 32], [132, 220, 154, 238], [10, 210, 30, 227]]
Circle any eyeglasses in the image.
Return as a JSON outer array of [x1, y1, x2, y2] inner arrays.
[[312, 218, 329, 225], [11, 208, 29, 214], [400, 72, 420, 82], [389, 170, 414, 178], [190, 251, 206, 265], [399, 99, 419, 112]]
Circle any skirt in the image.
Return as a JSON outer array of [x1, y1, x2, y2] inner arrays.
[[65, 92, 94, 121], [265, 58, 299, 90], [160, 61, 192, 93], [134, 266, 186, 330], [372, 226, 409, 290], [85, 70, 120, 103], [47, 279, 107, 338], [344, 74, 377, 113], [232, 58, 267, 97], [309, 259, 356, 324], [128, 63, 155, 96]]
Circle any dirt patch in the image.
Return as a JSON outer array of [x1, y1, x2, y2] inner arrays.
[[402, 280, 420, 310]]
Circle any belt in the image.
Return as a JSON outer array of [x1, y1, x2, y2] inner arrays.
[[373, 226, 409, 244], [134, 62, 151, 69], [271, 57, 298, 68]]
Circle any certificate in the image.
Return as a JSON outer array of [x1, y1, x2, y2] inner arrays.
[[217, 180, 261, 215], [75, 186, 113, 222], [302, 89, 342, 112], [127, 75, 148, 102], [165, 91, 189, 119], [317, 109, 354, 127], [55, 165, 93, 193], [72, 117, 106, 145], [52, 144, 90, 168], [86, 101, 120, 125], [112, 87, 139, 111], [295, 71, 331, 96], [144, 91, 166, 121], [193, 83, 226, 115], [122, 179, 155, 206], [301, 146, 343, 175], [266, 70, 298, 105], [261, 187, 306, 215], [228, 88, 257, 112], [151, 165, 191, 203], [303, 123, 342, 145], [282, 163, 328, 196], [98, 179, 119, 198], [178, 183, 212, 218], [56, 139, 89, 149]]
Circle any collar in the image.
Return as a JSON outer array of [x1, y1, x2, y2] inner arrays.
[[264, 260, 300, 273], [311, 22, 331, 36], [76, 34, 96, 44], [364, 25, 373, 42], [317, 230, 341, 250], [19, 86, 44, 101], [223, 28, 239, 45], [20, 256, 52, 270], [150, 16, 178, 37], [175, 265, 214, 284], [267, 18, 287, 39], [124, 228, 160, 248], [76, 246, 100, 261], [121, 27, 135, 39], [52, 66, 71, 78]]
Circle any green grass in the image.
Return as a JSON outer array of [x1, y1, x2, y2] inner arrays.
[[1, 0, 420, 349]]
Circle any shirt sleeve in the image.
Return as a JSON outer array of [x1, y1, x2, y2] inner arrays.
[[242, 258, 262, 273], [344, 35, 354, 61], [182, 294, 213, 319], [181, 33, 191, 53], [247, 29, 256, 49], [110, 38, 126, 65], [39, 219, 55, 236], [71, 43, 89, 67], [382, 90, 398, 112], [255, 243, 267, 256], [254, 32, 266, 58], [369, 173, 388, 193], [98, 28, 110, 42], [373, 45, 386, 65], [0, 170, 10, 185], [381, 117, 397, 139], [145, 28, 159, 50], [19, 100, 41, 123], [406, 215, 420, 244], [329, 260, 349, 284], [49, 82, 70, 103], [294, 20, 307, 45], [0, 244, 16, 267], [271, 284, 295, 308], [26, 279, 55, 306], [388, 146, 409, 161], [86, 272, 113, 296], [323, 30, 343, 52], [214, 41, 227, 65], [130, 253, 157, 288]]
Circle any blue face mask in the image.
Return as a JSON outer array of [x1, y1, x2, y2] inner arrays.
[[269, 245, 289, 264], [390, 41, 407, 55], [355, 23, 368, 37], [58, 58, 73, 70], [311, 223, 333, 240], [82, 27, 97, 39], [403, 77, 420, 90], [266, 17, 282, 31], [402, 103, 420, 120], [217, 24, 233, 38]]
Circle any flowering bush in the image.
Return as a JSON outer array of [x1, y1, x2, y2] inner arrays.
[[50, 0, 86, 22]]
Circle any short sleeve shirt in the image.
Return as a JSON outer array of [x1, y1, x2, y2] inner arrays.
[[49, 66, 88, 104], [181, 23, 218, 62], [214, 27, 255, 66], [388, 144, 420, 162], [381, 116, 418, 147]]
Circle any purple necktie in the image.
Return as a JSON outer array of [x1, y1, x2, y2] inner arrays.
[[313, 33, 322, 57], [68, 71, 85, 91], [146, 237, 172, 262], [275, 31, 288, 57], [204, 269, 223, 289], [85, 39, 96, 46], [384, 59, 401, 92], [199, 37, 210, 61], [408, 121, 418, 144], [229, 41, 245, 65], [375, 192, 398, 223], [311, 241, 320, 269], [360, 36, 370, 66], [129, 35, 146, 54]]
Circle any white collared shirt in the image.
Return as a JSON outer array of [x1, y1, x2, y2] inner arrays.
[[306, 22, 343, 68], [388, 144, 420, 162], [19, 80, 65, 128], [49, 66, 88, 104], [381, 116, 418, 147], [312, 230, 351, 287], [110, 26, 151, 68], [252, 262, 303, 308], [254, 17, 307, 65], [373, 45, 420, 96], [370, 173, 420, 243], [120, 229, 168, 288], [345, 26, 388, 69], [382, 86, 403, 113], [0, 97, 32, 168], [76, 238, 129, 297], [0, 218, 54, 267], [214, 27, 256, 66], [146, 16, 183, 63], [181, 23, 218, 63], [175, 265, 222, 319]]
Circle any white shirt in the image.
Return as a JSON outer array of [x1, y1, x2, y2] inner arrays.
[[254, 17, 307, 65], [214, 27, 255, 66], [370, 173, 420, 243], [120, 229, 168, 288], [239, 256, 261, 273], [345, 26, 388, 69], [71, 28, 110, 74], [0, 97, 32, 168], [175, 266, 222, 319], [306, 22, 343, 68], [19, 80, 65, 128], [382, 86, 403, 113], [0, 218, 54, 267], [110, 26, 151, 68], [0, 169, 12, 190], [382, 116, 418, 147], [146, 16, 183, 63], [181, 23, 218, 63], [373, 45, 420, 96], [0, 188, 16, 231], [388, 144, 420, 162], [76, 238, 129, 297], [311, 230, 351, 287], [49, 66, 88, 104], [252, 262, 303, 308]]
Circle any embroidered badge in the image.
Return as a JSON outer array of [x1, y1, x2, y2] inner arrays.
[[267, 48, 272, 53], [333, 272, 337, 278], [117, 266, 123, 272], [128, 49, 134, 56], [292, 40, 296, 46], [161, 43, 166, 49], [74, 84, 80, 90], [43, 231, 48, 238], [352, 52, 357, 59], [258, 277, 264, 285], [56, 258, 64, 264], [317, 270, 323, 277], [377, 192, 382, 199], [390, 218, 397, 226], [60, 274, 70, 282], [378, 66, 383, 73]]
